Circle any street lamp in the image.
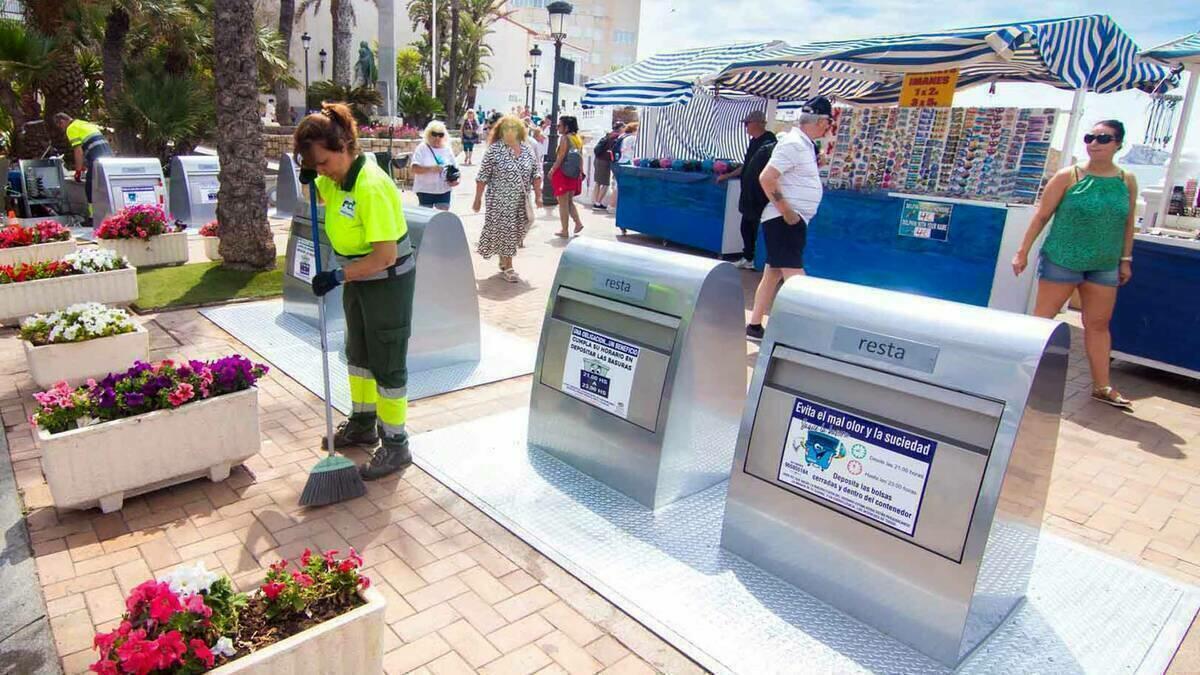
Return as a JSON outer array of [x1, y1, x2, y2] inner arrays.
[[301, 32, 312, 113], [541, 2, 572, 205], [318, 48, 327, 77], [529, 44, 542, 116], [524, 70, 533, 110]]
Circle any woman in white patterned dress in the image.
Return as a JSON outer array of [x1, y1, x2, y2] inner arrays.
[[473, 115, 542, 282]]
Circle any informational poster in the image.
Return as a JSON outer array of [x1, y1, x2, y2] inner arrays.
[[900, 69, 958, 108], [561, 326, 639, 419], [898, 199, 953, 241], [293, 238, 317, 283], [119, 185, 158, 209], [192, 179, 220, 204], [777, 395, 937, 537]]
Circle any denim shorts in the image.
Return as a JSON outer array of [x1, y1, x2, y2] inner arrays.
[[1038, 255, 1119, 287], [417, 191, 451, 207]]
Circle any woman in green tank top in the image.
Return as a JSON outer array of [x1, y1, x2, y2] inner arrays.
[[1012, 121, 1137, 410]]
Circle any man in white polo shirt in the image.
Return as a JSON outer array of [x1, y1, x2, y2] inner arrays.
[[746, 96, 833, 340]]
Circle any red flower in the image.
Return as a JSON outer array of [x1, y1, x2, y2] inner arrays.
[[339, 559, 357, 573], [292, 571, 314, 587], [154, 630, 187, 669], [269, 559, 288, 573], [148, 586, 183, 623], [93, 629, 117, 657], [189, 638, 215, 668], [115, 631, 156, 675], [300, 548, 313, 566], [323, 549, 340, 566], [184, 593, 212, 618], [88, 659, 118, 675], [358, 575, 371, 590], [347, 547, 363, 568], [261, 581, 286, 600]]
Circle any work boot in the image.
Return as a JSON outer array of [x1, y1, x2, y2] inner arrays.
[[358, 437, 412, 481], [325, 419, 379, 449]]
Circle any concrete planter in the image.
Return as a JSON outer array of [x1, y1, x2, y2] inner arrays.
[[202, 236, 222, 261], [0, 267, 138, 323], [23, 323, 150, 389], [98, 231, 188, 268], [0, 239, 77, 267], [211, 587, 385, 675], [37, 387, 261, 513]]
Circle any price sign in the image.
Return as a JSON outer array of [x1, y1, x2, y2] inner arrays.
[[898, 199, 952, 241], [899, 69, 958, 108]]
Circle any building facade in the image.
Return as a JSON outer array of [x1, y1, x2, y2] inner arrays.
[[505, 0, 642, 83]]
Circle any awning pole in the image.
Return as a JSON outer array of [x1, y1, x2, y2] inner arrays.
[[1059, 87, 1088, 170], [1154, 64, 1198, 232], [765, 99, 778, 122], [808, 63, 821, 98]]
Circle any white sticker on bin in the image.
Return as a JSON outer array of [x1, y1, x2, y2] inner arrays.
[[293, 238, 317, 283], [561, 326, 640, 419]]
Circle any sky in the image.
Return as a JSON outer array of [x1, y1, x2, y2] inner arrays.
[[635, 0, 1200, 166]]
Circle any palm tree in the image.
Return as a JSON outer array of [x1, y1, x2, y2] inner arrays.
[[24, 0, 86, 150], [100, 0, 188, 150], [274, 0, 297, 124], [0, 18, 52, 158], [213, 0, 276, 270], [296, 0, 376, 86], [445, 0, 460, 122]]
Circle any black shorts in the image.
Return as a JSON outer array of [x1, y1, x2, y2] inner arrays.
[[417, 191, 451, 207], [761, 216, 806, 269]]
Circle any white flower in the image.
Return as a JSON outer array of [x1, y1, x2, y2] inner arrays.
[[18, 302, 136, 345], [161, 560, 220, 596], [62, 249, 127, 274], [213, 636, 236, 658]]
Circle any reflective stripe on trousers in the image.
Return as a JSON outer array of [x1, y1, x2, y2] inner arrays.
[[347, 366, 407, 439]]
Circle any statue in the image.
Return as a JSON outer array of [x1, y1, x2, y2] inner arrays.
[[355, 42, 378, 87]]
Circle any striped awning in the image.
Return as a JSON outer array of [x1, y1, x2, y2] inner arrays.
[[714, 15, 1175, 104], [582, 42, 785, 107], [1144, 32, 1200, 65]]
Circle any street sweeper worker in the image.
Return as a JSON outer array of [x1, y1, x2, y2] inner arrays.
[[293, 102, 415, 481], [53, 112, 113, 208]]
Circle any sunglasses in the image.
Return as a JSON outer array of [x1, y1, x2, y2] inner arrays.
[[1084, 133, 1115, 145], [431, 131, 446, 137]]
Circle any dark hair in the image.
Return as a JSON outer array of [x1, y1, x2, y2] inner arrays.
[[559, 116, 579, 134], [53, 112, 72, 125], [1095, 119, 1125, 144], [292, 102, 358, 168]]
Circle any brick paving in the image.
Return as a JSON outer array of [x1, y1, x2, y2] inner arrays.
[[3, 156, 1200, 673]]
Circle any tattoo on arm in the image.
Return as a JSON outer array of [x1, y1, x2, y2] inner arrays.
[[771, 189, 784, 202]]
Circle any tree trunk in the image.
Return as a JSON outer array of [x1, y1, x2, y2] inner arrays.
[[446, 0, 459, 122], [331, 0, 353, 85], [102, 6, 135, 151], [274, 0, 296, 125], [41, 48, 86, 153], [214, 0, 277, 270]]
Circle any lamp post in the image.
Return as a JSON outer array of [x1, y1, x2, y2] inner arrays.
[[524, 70, 533, 110], [529, 44, 542, 116], [318, 48, 327, 77], [301, 32, 312, 113], [541, 2, 572, 206]]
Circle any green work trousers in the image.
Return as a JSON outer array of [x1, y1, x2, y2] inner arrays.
[[343, 268, 415, 443]]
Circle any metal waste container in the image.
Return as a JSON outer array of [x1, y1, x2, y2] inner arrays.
[[282, 204, 481, 372], [721, 276, 1068, 667], [528, 239, 746, 509], [92, 157, 166, 228], [167, 155, 220, 227], [15, 159, 69, 217], [275, 154, 303, 220]]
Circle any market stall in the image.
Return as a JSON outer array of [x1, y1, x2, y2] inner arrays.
[[710, 15, 1172, 313], [1111, 35, 1200, 379]]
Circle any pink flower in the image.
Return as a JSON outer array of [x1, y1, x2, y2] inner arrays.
[[300, 548, 312, 566], [93, 629, 117, 656], [269, 560, 288, 573], [148, 587, 182, 623], [261, 582, 286, 600], [115, 631, 156, 675], [359, 575, 371, 590], [189, 638, 215, 668], [339, 559, 357, 573], [292, 571, 314, 587], [347, 547, 363, 568], [184, 593, 212, 618], [154, 631, 187, 670], [323, 549, 339, 566], [88, 659, 118, 675], [167, 382, 195, 407]]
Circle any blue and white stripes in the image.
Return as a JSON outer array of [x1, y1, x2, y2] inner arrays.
[[633, 87, 765, 161], [1144, 32, 1200, 65], [582, 42, 782, 108]]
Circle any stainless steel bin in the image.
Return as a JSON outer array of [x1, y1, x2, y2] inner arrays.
[[275, 154, 303, 220], [91, 157, 166, 228], [167, 155, 220, 227], [721, 276, 1069, 667], [281, 204, 481, 372], [529, 239, 747, 509]]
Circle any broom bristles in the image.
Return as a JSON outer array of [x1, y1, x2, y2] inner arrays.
[[300, 455, 366, 506]]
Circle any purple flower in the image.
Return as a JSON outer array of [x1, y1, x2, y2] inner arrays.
[[124, 392, 145, 407], [95, 386, 116, 408]]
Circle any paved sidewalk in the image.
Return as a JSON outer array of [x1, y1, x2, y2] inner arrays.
[[3, 153, 1199, 672]]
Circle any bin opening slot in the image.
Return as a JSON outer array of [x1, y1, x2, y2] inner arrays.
[[743, 345, 1004, 562]]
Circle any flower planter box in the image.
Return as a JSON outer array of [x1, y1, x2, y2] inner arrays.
[[203, 235, 223, 261], [38, 387, 260, 513], [23, 324, 150, 389], [97, 231, 188, 268], [0, 239, 77, 267], [209, 586, 385, 674], [0, 267, 138, 322]]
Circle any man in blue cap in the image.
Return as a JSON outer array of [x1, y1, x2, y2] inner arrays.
[[746, 96, 833, 341]]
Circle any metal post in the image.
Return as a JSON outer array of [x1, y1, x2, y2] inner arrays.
[[525, 82, 531, 110], [431, 0, 437, 99], [530, 59, 540, 116], [1155, 65, 1198, 231], [807, 62, 821, 98], [765, 99, 778, 123], [303, 45, 311, 113], [379, 0, 396, 121], [1058, 87, 1087, 170], [542, 38, 564, 205]]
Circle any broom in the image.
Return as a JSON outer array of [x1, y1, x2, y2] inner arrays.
[[299, 173, 367, 507]]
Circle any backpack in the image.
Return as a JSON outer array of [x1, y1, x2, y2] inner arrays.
[[562, 141, 583, 178], [738, 141, 776, 219], [594, 133, 616, 160]]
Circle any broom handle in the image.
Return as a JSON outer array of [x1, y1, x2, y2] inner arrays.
[[308, 185, 337, 458]]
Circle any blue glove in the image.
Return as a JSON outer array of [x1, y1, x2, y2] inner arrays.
[[311, 269, 344, 297]]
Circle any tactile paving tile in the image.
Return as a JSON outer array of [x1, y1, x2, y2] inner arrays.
[[200, 300, 535, 412], [410, 408, 1200, 675]]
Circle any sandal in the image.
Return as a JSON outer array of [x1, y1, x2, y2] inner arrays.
[[502, 268, 520, 283], [1091, 386, 1134, 410], [574, 222, 584, 234]]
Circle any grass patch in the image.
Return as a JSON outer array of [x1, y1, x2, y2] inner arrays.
[[133, 256, 286, 311]]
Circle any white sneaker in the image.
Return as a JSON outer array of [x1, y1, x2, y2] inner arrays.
[[734, 258, 755, 270]]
